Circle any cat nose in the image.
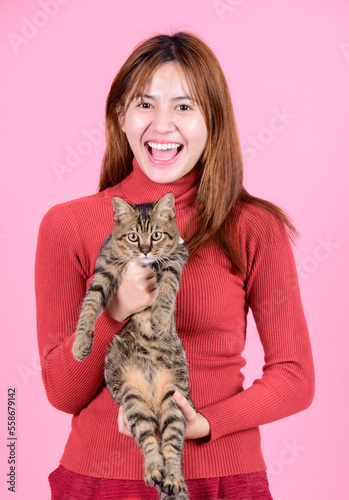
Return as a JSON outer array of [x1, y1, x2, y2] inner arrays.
[[140, 246, 151, 256]]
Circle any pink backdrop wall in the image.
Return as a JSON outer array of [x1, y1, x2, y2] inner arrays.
[[1, 1, 348, 498]]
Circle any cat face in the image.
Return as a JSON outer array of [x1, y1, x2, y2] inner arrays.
[[112, 193, 180, 264]]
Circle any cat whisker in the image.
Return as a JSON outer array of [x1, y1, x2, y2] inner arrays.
[[156, 257, 167, 268], [158, 256, 173, 266], [111, 257, 132, 268], [153, 258, 162, 273], [108, 259, 132, 275]]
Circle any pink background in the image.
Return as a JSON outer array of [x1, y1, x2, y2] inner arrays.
[[1, 1, 348, 498]]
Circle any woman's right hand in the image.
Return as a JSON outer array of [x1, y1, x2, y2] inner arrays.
[[106, 260, 158, 322]]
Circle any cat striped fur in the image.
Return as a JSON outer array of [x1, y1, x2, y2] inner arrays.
[[72, 192, 193, 499]]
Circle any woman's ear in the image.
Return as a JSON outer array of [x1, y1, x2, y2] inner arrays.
[[116, 106, 125, 132]]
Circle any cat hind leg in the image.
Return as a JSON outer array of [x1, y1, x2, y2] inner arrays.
[[157, 385, 188, 499], [111, 366, 166, 488], [123, 393, 165, 487]]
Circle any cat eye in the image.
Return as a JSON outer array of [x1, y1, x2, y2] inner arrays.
[[127, 233, 139, 242], [152, 232, 162, 241]]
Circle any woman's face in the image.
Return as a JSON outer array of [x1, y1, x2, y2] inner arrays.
[[119, 62, 208, 184]]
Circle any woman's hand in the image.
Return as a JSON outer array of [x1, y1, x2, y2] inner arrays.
[[106, 260, 158, 322], [117, 391, 211, 440], [117, 405, 133, 437], [173, 391, 211, 439]]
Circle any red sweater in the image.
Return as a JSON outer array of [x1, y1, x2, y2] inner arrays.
[[35, 158, 315, 479]]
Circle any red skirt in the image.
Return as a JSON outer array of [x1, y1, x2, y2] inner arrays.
[[49, 465, 273, 499]]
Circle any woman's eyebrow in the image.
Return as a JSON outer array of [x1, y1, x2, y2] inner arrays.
[[142, 94, 197, 103]]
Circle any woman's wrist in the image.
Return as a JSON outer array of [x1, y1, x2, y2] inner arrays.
[[105, 301, 129, 322]]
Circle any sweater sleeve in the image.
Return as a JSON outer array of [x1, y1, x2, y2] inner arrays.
[[199, 205, 315, 441], [35, 204, 129, 415]]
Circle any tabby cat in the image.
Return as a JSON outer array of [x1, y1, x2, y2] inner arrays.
[[72, 192, 193, 500]]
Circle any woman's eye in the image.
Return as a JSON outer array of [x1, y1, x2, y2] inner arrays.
[[137, 102, 152, 109], [177, 104, 191, 111], [152, 232, 162, 241], [128, 233, 138, 242]]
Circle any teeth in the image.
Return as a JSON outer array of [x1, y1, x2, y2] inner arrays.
[[147, 142, 181, 150]]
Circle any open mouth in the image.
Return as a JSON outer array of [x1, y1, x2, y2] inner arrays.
[[146, 142, 183, 161]]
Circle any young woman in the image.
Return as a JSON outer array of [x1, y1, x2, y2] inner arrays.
[[35, 31, 315, 499]]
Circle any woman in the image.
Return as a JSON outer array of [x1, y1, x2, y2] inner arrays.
[[35, 31, 315, 499]]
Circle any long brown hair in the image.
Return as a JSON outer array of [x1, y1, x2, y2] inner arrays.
[[99, 31, 298, 274]]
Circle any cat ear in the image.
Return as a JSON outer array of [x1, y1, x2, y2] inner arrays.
[[152, 193, 175, 219], [112, 196, 136, 222]]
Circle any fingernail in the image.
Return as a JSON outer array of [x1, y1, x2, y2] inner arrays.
[[174, 391, 183, 402]]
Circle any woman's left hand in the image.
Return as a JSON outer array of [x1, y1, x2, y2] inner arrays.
[[117, 405, 133, 437], [117, 392, 211, 440], [173, 390, 211, 440]]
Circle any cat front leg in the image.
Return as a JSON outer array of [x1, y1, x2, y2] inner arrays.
[[72, 272, 117, 360], [151, 269, 180, 336], [72, 298, 98, 360], [72, 324, 95, 361], [151, 306, 172, 337]]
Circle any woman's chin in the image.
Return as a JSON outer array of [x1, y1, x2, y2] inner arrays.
[[138, 147, 190, 183]]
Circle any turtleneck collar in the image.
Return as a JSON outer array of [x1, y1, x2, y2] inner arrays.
[[115, 157, 200, 209]]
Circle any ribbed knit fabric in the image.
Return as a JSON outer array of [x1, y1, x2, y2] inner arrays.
[[35, 157, 315, 480], [49, 465, 273, 499]]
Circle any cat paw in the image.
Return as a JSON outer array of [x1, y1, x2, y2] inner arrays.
[[144, 461, 165, 487], [161, 473, 183, 496], [72, 333, 93, 361]]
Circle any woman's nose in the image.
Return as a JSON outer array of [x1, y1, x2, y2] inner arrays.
[[152, 108, 176, 133]]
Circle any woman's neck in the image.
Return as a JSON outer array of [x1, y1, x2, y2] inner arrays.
[[114, 157, 200, 209]]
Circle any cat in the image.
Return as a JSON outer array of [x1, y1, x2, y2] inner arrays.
[[72, 192, 193, 500]]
